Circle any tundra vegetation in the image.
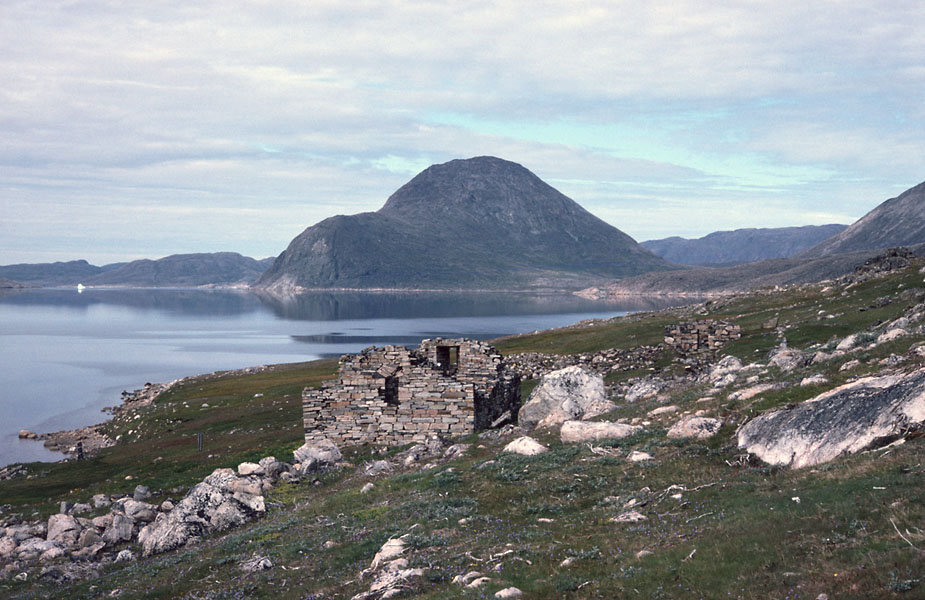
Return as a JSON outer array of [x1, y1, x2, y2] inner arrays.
[[2, 258, 924, 599]]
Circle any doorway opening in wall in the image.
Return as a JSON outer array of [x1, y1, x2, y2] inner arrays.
[[435, 345, 460, 376]]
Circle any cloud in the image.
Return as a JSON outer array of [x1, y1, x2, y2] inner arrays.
[[0, 1, 923, 262]]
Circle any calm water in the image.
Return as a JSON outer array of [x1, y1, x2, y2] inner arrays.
[[0, 288, 684, 467]]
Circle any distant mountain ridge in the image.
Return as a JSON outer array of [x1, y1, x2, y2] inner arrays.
[[800, 180, 925, 257], [257, 156, 674, 291], [642, 224, 848, 266], [0, 253, 271, 287]]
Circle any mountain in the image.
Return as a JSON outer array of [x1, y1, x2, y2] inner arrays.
[[642, 224, 847, 266], [0, 260, 122, 286], [801, 180, 925, 257], [82, 253, 268, 287], [0, 277, 27, 289], [257, 157, 674, 291]]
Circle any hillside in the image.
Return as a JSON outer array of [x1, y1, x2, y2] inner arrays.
[[642, 224, 847, 266], [0, 260, 118, 286], [3, 259, 925, 597], [83, 252, 268, 287], [256, 157, 675, 292], [801, 180, 925, 257]]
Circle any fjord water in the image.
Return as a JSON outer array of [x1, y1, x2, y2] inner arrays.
[[0, 289, 683, 467]]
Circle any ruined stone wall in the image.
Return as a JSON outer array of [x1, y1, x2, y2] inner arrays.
[[664, 320, 740, 353], [303, 339, 520, 446]]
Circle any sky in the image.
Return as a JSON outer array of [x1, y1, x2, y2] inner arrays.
[[2, 1, 924, 265]]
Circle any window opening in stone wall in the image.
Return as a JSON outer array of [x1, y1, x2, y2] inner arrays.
[[436, 345, 460, 376], [379, 375, 399, 405]]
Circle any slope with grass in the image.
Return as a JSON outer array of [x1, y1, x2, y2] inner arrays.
[[2, 260, 925, 599]]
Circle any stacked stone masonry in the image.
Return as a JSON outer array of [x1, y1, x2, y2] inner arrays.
[[664, 320, 741, 353], [303, 338, 521, 446]]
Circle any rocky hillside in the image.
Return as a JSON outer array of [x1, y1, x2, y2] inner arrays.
[[0, 260, 120, 287], [642, 224, 847, 266], [3, 255, 925, 598], [82, 252, 268, 287], [0, 254, 271, 288], [256, 157, 675, 292], [801, 179, 925, 257]]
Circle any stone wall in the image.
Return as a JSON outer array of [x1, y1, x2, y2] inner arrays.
[[664, 320, 741, 353], [303, 338, 520, 446]]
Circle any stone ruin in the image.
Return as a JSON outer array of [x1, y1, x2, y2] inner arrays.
[[664, 320, 741, 354], [302, 338, 521, 446]]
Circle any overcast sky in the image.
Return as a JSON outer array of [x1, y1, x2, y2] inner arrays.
[[2, 1, 923, 265]]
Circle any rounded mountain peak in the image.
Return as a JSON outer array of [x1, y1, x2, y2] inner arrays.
[[378, 156, 586, 225]]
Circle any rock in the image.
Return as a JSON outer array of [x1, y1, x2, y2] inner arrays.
[[46, 514, 81, 545], [503, 436, 548, 456], [495, 587, 524, 598], [560, 557, 575, 567], [77, 529, 102, 549], [877, 328, 907, 344], [122, 499, 157, 523], [18, 430, 37, 439], [800, 374, 829, 387], [133, 485, 152, 502], [70, 502, 91, 515], [769, 346, 808, 371], [59, 501, 73, 515], [237, 462, 264, 476], [443, 443, 469, 459], [370, 537, 407, 570], [836, 334, 858, 351], [518, 366, 614, 429], [468, 576, 492, 588], [293, 439, 342, 467], [708, 355, 744, 384], [210, 501, 247, 531], [612, 510, 647, 523], [667, 416, 722, 440], [840, 360, 861, 372], [636, 549, 654, 559], [647, 405, 679, 417], [560, 420, 641, 443], [362, 567, 424, 599], [628, 451, 653, 462], [39, 546, 66, 561], [738, 367, 925, 468], [625, 378, 666, 402], [91, 494, 111, 509], [728, 383, 779, 402], [453, 571, 484, 585], [17, 538, 59, 560], [102, 514, 134, 546], [0, 536, 17, 558], [240, 554, 273, 572], [361, 483, 375, 494], [160, 500, 174, 512], [115, 549, 135, 562], [365, 460, 393, 477], [71, 541, 105, 559]]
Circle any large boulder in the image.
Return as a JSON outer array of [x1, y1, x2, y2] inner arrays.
[[560, 421, 641, 443], [738, 368, 925, 468], [46, 514, 81, 546], [293, 439, 342, 469], [518, 366, 614, 429]]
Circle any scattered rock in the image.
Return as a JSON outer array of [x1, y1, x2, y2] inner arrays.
[[769, 346, 808, 371], [667, 416, 722, 440], [729, 383, 779, 402], [628, 451, 653, 462], [495, 588, 524, 599], [133, 485, 151, 502], [46, 514, 81, 545], [18, 430, 37, 440], [102, 514, 134, 546], [452, 571, 484, 585], [836, 334, 858, 352], [800, 374, 829, 387], [708, 355, 744, 385], [877, 328, 907, 344], [503, 436, 548, 456], [840, 360, 861, 372], [647, 405, 679, 417], [237, 462, 264, 477], [91, 494, 111, 509], [361, 483, 375, 494], [114, 549, 135, 562], [467, 576, 492, 588], [518, 366, 613, 429], [370, 537, 407, 570], [625, 378, 666, 402], [293, 439, 343, 469], [560, 420, 641, 443], [636, 549, 654, 559], [738, 367, 925, 468], [240, 554, 273, 572], [365, 460, 393, 477], [612, 510, 647, 523]]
